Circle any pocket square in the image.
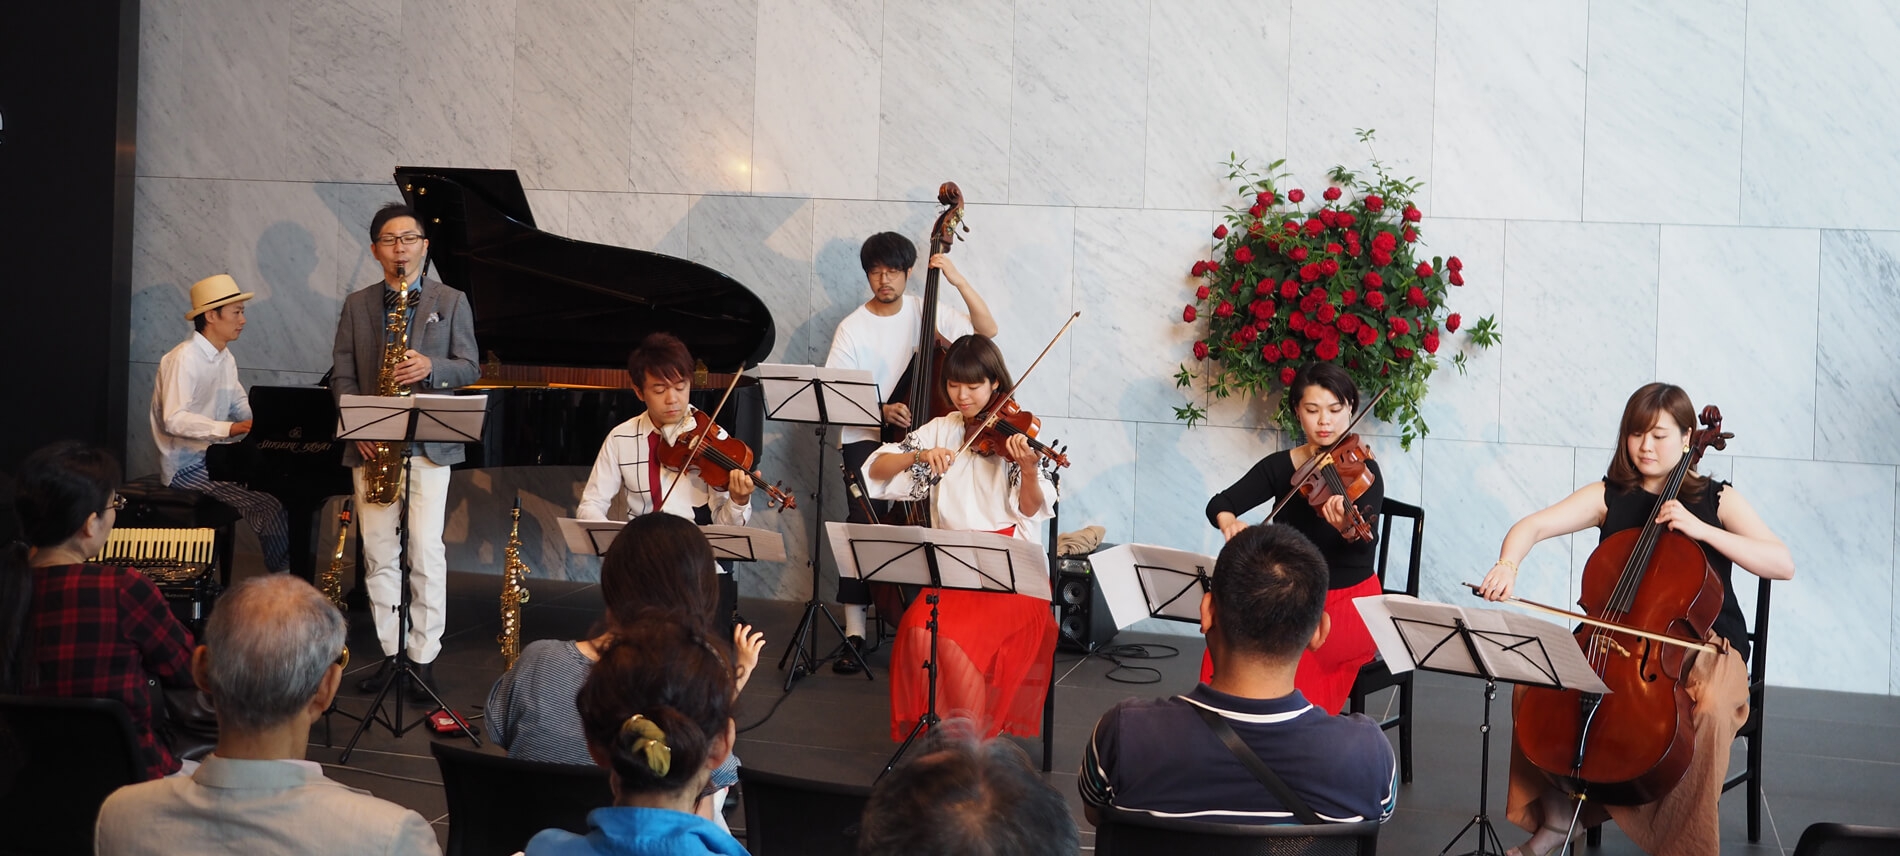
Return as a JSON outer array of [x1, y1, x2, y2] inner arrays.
[[427, 312, 440, 324]]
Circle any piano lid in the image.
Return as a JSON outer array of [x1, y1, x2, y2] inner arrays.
[[394, 166, 776, 372]]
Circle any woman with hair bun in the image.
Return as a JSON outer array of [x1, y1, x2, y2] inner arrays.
[[525, 615, 747, 856]]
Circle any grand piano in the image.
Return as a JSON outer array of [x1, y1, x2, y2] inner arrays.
[[217, 167, 777, 579]]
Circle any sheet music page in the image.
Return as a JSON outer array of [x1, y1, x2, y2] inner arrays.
[[335, 394, 415, 442], [699, 524, 788, 564], [557, 518, 626, 556], [1382, 596, 1483, 676], [1485, 609, 1610, 694], [412, 393, 487, 442], [1086, 544, 1216, 630], [824, 522, 1051, 600], [1353, 594, 1422, 673]]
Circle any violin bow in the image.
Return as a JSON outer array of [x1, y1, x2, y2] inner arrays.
[[1260, 384, 1391, 527], [657, 366, 746, 511], [1458, 582, 1718, 655], [934, 312, 1082, 479]]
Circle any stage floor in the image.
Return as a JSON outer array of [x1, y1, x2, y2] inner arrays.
[[304, 571, 1900, 855]]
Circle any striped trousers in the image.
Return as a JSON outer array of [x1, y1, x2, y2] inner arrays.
[[169, 461, 291, 574]]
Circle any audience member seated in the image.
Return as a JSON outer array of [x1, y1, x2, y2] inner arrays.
[[0, 441, 197, 781], [487, 513, 764, 821], [858, 722, 1080, 856], [524, 615, 748, 856], [1081, 524, 1398, 824], [94, 574, 440, 856]]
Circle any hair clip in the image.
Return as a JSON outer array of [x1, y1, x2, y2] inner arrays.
[[620, 714, 671, 776]]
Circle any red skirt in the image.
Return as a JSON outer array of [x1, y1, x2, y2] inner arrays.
[[890, 588, 1058, 742], [1199, 574, 1383, 715]]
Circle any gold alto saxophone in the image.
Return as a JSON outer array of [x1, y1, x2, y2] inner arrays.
[[499, 499, 532, 671], [319, 499, 353, 608], [362, 264, 413, 505]]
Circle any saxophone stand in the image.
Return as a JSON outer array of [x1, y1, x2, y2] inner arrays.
[[756, 364, 883, 690], [820, 522, 1053, 779], [1353, 596, 1607, 856], [332, 392, 489, 762]]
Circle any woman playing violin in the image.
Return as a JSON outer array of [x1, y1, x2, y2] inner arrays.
[[1477, 383, 1793, 856], [860, 334, 1058, 742], [1204, 361, 1385, 715]]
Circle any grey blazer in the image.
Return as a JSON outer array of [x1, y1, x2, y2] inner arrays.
[[331, 276, 481, 467], [94, 755, 442, 856]]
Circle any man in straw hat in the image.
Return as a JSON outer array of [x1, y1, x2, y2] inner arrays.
[[150, 273, 291, 574]]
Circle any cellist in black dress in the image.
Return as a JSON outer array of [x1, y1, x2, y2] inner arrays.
[[1204, 362, 1384, 715], [1477, 383, 1793, 856]]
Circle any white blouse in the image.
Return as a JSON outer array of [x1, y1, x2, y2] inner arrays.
[[861, 412, 1056, 543]]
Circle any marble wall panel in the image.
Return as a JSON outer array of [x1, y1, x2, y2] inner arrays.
[[628, 0, 758, 195], [1420, 439, 1576, 610], [1142, 0, 1291, 211], [1429, 0, 1589, 221], [1133, 421, 1281, 559], [1414, 218, 1506, 443], [1284, 0, 1438, 213], [1069, 208, 1216, 424], [1656, 226, 1819, 460], [316, 183, 408, 301], [953, 204, 1077, 418], [686, 195, 816, 364], [131, 179, 343, 376], [1033, 416, 1140, 551], [1731, 456, 1895, 694], [751, 0, 883, 198], [568, 192, 693, 257], [1008, 0, 1150, 207], [137, 0, 290, 180], [1741, 1, 1900, 230], [523, 189, 570, 235], [1498, 221, 1659, 448], [1815, 231, 1900, 466], [1893, 481, 1899, 696], [284, 0, 405, 184], [877, 0, 1016, 202], [511, 0, 636, 192], [1581, 0, 1747, 225], [398, 0, 517, 170]]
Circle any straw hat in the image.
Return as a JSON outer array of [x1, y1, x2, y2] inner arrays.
[[185, 274, 254, 320]]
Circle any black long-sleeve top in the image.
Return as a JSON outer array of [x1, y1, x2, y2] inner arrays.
[[1205, 449, 1385, 591]]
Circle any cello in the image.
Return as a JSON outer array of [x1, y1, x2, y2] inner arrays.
[[884, 182, 969, 525], [1514, 405, 1734, 805]]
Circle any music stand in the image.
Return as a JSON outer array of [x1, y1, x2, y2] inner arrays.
[[825, 522, 1051, 777], [556, 518, 787, 563], [757, 364, 882, 689], [334, 393, 488, 762], [1083, 543, 1219, 633], [1354, 595, 1609, 856]]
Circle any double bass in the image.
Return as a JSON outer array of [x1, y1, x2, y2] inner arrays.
[[1514, 405, 1734, 805], [883, 182, 969, 525]]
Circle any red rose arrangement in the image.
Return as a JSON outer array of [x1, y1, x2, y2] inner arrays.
[[1174, 143, 1498, 446]]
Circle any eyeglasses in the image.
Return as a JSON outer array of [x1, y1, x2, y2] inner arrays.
[[335, 646, 350, 671], [375, 233, 424, 247], [105, 494, 127, 512]]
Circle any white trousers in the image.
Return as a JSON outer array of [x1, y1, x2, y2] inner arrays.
[[352, 458, 451, 663]]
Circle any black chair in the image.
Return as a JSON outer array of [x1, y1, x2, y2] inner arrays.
[[1586, 574, 1774, 847], [736, 765, 872, 856], [0, 695, 145, 856], [1093, 806, 1379, 855], [1346, 498, 1422, 784], [430, 742, 612, 856], [1790, 822, 1900, 856]]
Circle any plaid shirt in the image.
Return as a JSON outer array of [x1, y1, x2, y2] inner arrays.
[[28, 563, 196, 780]]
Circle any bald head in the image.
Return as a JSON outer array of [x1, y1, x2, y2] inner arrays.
[[199, 575, 346, 732]]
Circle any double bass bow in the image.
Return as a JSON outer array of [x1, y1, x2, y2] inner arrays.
[[1513, 405, 1734, 806]]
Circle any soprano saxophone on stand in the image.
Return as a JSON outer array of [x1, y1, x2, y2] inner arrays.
[[499, 499, 533, 671], [362, 264, 413, 506], [319, 498, 353, 608]]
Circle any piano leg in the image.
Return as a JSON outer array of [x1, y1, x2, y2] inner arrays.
[[284, 497, 324, 583]]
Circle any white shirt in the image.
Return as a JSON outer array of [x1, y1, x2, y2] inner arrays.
[[151, 332, 251, 485], [861, 413, 1055, 543], [824, 293, 974, 446], [577, 408, 753, 527]]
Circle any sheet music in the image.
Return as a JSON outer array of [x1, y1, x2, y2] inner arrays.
[[557, 518, 625, 557], [756, 363, 883, 427], [699, 524, 788, 563], [1354, 595, 1610, 694], [1084, 543, 1217, 629], [336, 393, 488, 443], [825, 522, 1051, 601]]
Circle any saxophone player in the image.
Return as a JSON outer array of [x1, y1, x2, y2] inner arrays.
[[331, 203, 479, 702]]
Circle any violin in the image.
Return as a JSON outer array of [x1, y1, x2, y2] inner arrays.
[[652, 410, 797, 512], [1513, 405, 1733, 806], [1289, 433, 1376, 542], [965, 398, 1070, 469]]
